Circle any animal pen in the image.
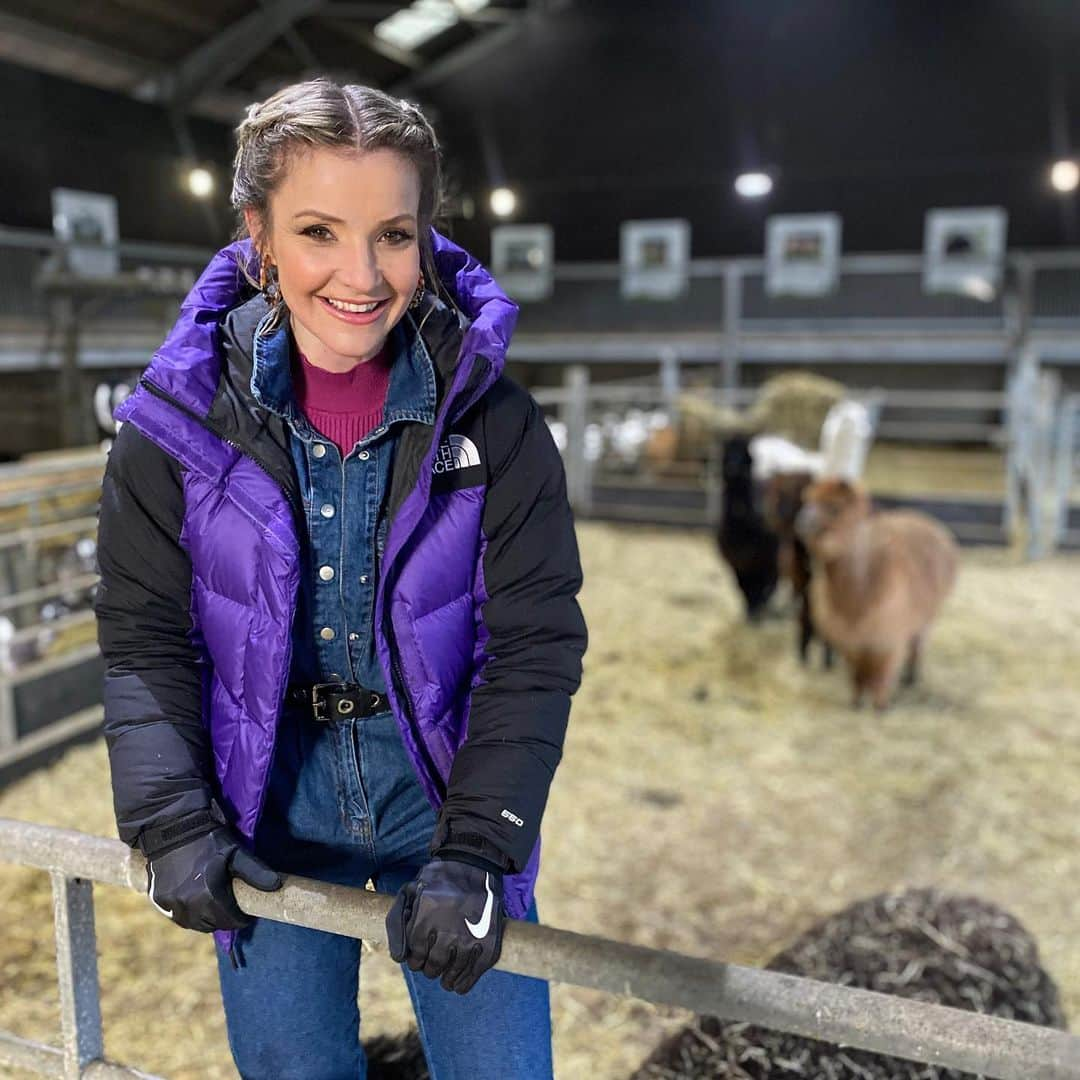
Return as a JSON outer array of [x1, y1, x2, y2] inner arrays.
[[2, 817, 1080, 1080], [1, 231, 1080, 1077]]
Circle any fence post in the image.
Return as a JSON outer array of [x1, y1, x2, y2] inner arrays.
[[1051, 394, 1079, 551], [51, 872, 104, 1079], [562, 364, 591, 513], [1029, 369, 1061, 558], [722, 264, 742, 393], [0, 681, 15, 750], [659, 346, 681, 405]]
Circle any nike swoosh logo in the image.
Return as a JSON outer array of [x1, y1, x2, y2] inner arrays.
[[148, 866, 174, 920], [465, 873, 494, 939]]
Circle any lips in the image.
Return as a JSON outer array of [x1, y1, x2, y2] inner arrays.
[[317, 294, 391, 325]]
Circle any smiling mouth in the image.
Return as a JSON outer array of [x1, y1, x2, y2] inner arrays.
[[320, 296, 389, 314]]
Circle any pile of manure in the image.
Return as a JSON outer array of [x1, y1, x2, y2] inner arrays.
[[631, 887, 1066, 1079]]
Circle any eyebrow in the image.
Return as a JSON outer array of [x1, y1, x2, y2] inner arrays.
[[292, 210, 416, 226]]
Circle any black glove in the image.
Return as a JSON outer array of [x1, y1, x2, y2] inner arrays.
[[139, 804, 282, 933], [386, 857, 505, 994]]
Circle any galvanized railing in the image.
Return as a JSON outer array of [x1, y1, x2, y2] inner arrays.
[[1053, 393, 1080, 550], [535, 364, 1068, 551], [0, 462, 104, 765], [2, 818, 1079, 1080]]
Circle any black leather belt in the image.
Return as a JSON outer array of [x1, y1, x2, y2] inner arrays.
[[284, 682, 387, 722]]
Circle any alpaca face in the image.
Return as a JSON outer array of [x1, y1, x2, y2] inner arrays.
[[796, 477, 870, 550]]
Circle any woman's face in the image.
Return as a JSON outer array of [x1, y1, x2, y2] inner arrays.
[[247, 146, 422, 371]]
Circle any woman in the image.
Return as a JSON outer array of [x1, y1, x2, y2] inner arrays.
[[95, 78, 587, 1079]]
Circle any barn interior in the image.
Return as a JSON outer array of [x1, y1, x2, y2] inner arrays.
[[1, 3, 1079, 1078]]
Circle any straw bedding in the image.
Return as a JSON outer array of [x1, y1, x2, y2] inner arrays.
[[1, 523, 1077, 1079]]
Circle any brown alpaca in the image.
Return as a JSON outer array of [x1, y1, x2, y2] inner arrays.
[[762, 470, 831, 667], [797, 478, 958, 710]]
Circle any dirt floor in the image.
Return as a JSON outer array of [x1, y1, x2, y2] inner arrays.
[[2, 522, 1079, 1079]]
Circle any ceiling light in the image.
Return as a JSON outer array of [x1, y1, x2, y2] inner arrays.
[[734, 172, 773, 199], [187, 167, 214, 199], [490, 187, 517, 218], [1050, 159, 1079, 193]]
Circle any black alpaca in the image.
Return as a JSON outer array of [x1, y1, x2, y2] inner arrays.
[[717, 437, 779, 620]]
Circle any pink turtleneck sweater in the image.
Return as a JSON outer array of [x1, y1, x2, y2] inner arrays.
[[291, 345, 393, 456]]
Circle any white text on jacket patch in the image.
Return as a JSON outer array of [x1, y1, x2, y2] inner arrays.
[[433, 434, 481, 474]]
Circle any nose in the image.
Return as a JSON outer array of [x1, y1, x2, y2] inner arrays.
[[334, 241, 383, 295]]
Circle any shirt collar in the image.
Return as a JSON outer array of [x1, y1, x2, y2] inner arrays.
[[250, 311, 437, 432]]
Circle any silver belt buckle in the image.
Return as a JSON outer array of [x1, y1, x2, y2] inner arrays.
[[310, 682, 340, 722]]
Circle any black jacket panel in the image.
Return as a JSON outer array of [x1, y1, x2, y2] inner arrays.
[[432, 377, 588, 873], [95, 422, 213, 846]]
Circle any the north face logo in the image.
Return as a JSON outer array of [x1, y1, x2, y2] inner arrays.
[[433, 434, 481, 474]]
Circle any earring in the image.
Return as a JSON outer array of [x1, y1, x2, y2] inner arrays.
[[410, 271, 426, 309], [261, 256, 281, 305]]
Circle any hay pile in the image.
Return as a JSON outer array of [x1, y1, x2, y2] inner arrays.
[[632, 887, 1065, 1079], [675, 373, 848, 454], [1, 524, 1078, 1079]]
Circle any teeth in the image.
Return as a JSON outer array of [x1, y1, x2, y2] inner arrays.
[[324, 297, 380, 314]]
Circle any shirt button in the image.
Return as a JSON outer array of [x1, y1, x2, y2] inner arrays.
[[348, 633, 360, 642], [320, 627, 335, 641], [359, 574, 369, 584], [318, 565, 335, 582], [358, 450, 370, 461], [312, 443, 327, 459], [320, 504, 335, 519]]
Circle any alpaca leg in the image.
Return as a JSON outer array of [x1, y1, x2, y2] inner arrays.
[[848, 653, 870, 709], [902, 633, 924, 687], [868, 649, 907, 711], [798, 593, 814, 665]]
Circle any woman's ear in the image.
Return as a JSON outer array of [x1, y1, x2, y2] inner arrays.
[[243, 208, 268, 259]]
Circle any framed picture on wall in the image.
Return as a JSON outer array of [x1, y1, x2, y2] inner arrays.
[[923, 207, 1008, 301], [620, 219, 691, 299], [51, 188, 119, 278], [765, 213, 842, 296], [491, 224, 554, 301]]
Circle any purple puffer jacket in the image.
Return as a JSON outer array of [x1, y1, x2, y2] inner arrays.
[[104, 231, 586, 942]]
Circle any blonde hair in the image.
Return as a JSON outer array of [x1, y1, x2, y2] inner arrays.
[[231, 77, 443, 293]]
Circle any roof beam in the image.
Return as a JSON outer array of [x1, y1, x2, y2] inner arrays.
[[0, 12, 149, 94], [132, 0, 327, 110], [0, 11, 247, 123]]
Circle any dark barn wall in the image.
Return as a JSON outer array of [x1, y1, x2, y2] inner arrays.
[[433, 0, 1080, 261], [0, 61, 234, 247], [5, 0, 1080, 262]]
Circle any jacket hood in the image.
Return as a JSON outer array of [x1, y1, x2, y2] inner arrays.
[[124, 230, 518, 423]]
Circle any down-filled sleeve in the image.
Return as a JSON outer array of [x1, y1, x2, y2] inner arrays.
[[94, 422, 214, 849]]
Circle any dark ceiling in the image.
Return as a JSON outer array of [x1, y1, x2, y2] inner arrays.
[[3, 0, 1080, 259]]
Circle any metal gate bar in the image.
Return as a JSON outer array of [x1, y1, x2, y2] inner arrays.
[[2, 819, 1079, 1080]]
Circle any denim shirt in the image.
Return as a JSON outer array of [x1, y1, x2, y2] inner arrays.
[[250, 312, 437, 692]]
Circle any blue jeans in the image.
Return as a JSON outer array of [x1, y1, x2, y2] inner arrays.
[[216, 706, 552, 1080]]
